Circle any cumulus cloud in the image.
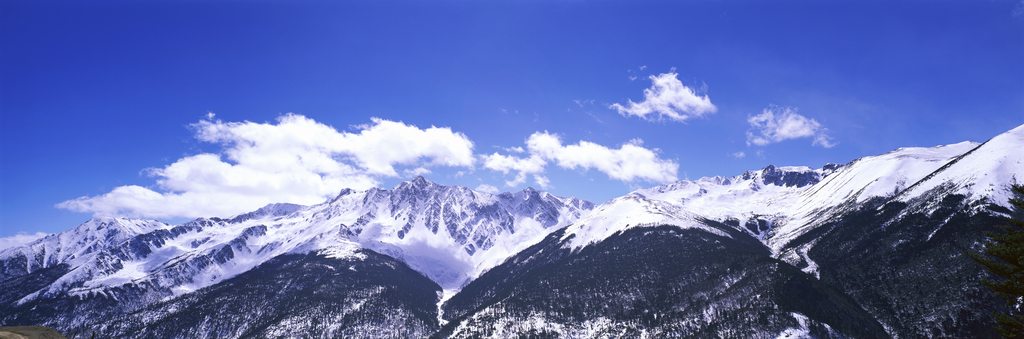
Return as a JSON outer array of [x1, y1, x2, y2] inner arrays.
[[482, 132, 679, 187], [746, 106, 836, 148], [475, 184, 500, 194], [0, 232, 49, 250], [527, 132, 678, 183], [609, 72, 717, 122], [58, 114, 476, 219], [506, 173, 529, 187], [482, 153, 546, 175]]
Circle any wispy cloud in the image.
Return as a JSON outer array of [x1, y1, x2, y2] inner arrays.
[[609, 72, 716, 122], [534, 175, 552, 190], [572, 99, 603, 123], [403, 167, 432, 177], [730, 151, 746, 159], [474, 184, 500, 194], [58, 114, 476, 219], [0, 232, 49, 250], [746, 106, 836, 148]]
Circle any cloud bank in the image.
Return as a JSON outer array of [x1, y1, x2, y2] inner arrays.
[[609, 72, 717, 122], [58, 114, 679, 220], [483, 132, 678, 187], [58, 114, 475, 219], [746, 106, 835, 148]]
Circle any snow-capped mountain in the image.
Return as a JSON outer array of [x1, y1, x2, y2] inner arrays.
[[438, 124, 1023, 338], [320, 177, 592, 289], [558, 124, 1021, 264], [2, 124, 1022, 338], [0, 178, 592, 336], [3, 176, 593, 294]]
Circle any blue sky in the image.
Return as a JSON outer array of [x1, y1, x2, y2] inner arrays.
[[1, 0, 1022, 241]]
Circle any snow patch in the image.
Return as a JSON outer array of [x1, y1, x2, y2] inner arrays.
[[318, 242, 366, 260], [776, 313, 812, 339]]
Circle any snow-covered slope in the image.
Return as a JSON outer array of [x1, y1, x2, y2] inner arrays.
[[0, 217, 169, 282], [896, 124, 1023, 207], [310, 177, 593, 291], [558, 164, 829, 252], [767, 140, 983, 252], [0, 177, 594, 305], [559, 124, 1023, 265]]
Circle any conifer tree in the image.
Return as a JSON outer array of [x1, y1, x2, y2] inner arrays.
[[970, 184, 1024, 338]]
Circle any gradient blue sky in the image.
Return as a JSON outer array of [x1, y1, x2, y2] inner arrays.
[[2, 0, 1023, 240]]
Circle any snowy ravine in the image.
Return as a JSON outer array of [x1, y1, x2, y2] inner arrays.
[[0, 177, 593, 306]]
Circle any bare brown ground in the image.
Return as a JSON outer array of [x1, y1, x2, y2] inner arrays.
[[0, 326, 68, 339]]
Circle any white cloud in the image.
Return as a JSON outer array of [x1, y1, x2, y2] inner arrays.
[[56, 113, 684, 219], [609, 72, 716, 122], [481, 153, 547, 176], [58, 114, 477, 219], [483, 132, 678, 186], [534, 175, 552, 189], [746, 106, 836, 148], [403, 167, 432, 177], [475, 184, 500, 194], [0, 232, 49, 250], [731, 151, 746, 159], [526, 132, 678, 183], [813, 133, 836, 148], [506, 172, 529, 187]]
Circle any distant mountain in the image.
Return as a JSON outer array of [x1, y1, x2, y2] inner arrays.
[[1, 124, 1021, 338]]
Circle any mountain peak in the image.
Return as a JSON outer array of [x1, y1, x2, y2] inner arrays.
[[744, 164, 820, 188], [228, 203, 304, 223], [395, 175, 436, 191], [411, 175, 430, 185]]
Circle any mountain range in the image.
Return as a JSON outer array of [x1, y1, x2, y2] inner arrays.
[[2, 124, 1022, 338]]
